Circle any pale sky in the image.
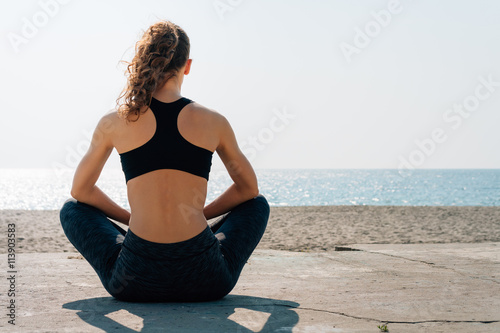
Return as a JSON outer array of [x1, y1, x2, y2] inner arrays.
[[1, 0, 500, 170]]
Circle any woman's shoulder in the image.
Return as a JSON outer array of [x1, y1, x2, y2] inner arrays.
[[96, 110, 124, 132], [184, 101, 228, 128], [186, 101, 222, 117], [91, 110, 130, 144]]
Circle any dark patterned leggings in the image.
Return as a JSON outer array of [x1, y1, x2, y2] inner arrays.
[[60, 195, 269, 302]]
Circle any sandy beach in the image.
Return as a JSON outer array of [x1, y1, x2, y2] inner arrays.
[[1, 206, 499, 253]]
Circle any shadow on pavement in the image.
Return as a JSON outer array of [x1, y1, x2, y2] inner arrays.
[[63, 294, 300, 332]]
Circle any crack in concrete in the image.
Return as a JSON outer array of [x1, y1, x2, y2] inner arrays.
[[350, 248, 500, 285], [292, 306, 380, 322], [295, 306, 500, 325], [349, 248, 440, 266]]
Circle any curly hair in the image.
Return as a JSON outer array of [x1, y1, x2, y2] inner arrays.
[[117, 21, 190, 121]]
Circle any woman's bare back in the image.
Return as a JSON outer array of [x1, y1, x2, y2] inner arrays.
[[109, 99, 221, 242]]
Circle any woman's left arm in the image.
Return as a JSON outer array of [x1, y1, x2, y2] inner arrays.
[[70, 115, 130, 225]]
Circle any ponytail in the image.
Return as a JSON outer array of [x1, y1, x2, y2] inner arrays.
[[117, 21, 190, 121]]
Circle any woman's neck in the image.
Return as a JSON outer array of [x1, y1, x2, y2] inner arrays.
[[153, 76, 183, 102]]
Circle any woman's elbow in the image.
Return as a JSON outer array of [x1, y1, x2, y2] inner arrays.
[[70, 188, 82, 201], [249, 186, 259, 199], [236, 182, 259, 200], [246, 182, 259, 199], [70, 185, 90, 202]]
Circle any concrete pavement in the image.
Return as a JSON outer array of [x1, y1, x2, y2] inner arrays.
[[2, 243, 499, 332]]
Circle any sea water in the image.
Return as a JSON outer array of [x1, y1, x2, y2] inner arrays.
[[0, 168, 498, 210]]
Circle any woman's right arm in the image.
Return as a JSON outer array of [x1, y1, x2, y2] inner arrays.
[[203, 116, 259, 220]]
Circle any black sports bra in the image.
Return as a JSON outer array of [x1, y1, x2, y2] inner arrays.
[[119, 97, 213, 183]]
